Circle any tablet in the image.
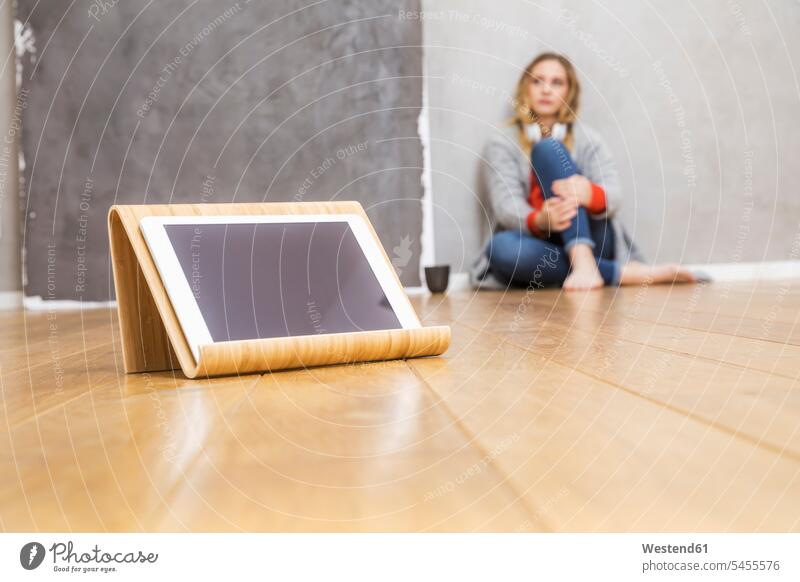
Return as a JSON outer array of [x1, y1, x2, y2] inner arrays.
[[139, 214, 420, 363]]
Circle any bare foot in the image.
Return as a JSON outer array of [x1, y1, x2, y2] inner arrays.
[[564, 266, 604, 291], [620, 261, 698, 286], [563, 244, 604, 291]]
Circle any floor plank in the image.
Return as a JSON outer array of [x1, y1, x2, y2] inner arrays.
[[153, 363, 535, 532], [408, 321, 800, 531], [0, 366, 261, 531]]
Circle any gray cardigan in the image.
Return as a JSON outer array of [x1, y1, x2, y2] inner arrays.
[[470, 122, 643, 289]]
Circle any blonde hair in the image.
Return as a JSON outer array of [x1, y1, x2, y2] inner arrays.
[[511, 52, 580, 151]]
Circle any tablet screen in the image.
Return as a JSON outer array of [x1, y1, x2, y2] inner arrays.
[[163, 221, 402, 342]]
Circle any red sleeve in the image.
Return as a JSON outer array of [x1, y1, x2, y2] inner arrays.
[[586, 183, 607, 214], [527, 210, 545, 238], [527, 172, 546, 237]]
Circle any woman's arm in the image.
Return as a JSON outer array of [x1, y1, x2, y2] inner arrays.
[[579, 132, 622, 218], [544, 130, 620, 217], [550, 174, 603, 211], [484, 137, 536, 232]]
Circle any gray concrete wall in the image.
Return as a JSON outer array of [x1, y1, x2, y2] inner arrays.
[[20, 0, 425, 301], [423, 0, 800, 270], [0, 1, 20, 306]]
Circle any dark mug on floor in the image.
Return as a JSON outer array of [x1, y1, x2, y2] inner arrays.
[[424, 265, 450, 294]]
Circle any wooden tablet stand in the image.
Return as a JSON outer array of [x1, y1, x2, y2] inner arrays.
[[108, 202, 451, 378]]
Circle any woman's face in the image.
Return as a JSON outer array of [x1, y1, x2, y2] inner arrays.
[[526, 59, 569, 120]]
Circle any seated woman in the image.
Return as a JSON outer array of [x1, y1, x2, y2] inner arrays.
[[471, 52, 697, 291]]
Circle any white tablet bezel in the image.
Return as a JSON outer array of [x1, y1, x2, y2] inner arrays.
[[140, 214, 421, 363]]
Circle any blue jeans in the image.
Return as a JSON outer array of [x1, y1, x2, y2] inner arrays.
[[487, 138, 619, 287]]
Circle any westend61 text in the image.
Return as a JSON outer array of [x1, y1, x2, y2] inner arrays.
[[642, 543, 708, 554]]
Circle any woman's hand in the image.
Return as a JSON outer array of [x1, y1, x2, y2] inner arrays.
[[536, 197, 577, 234], [551, 174, 592, 207]]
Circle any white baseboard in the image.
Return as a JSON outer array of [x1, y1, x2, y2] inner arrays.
[[23, 295, 117, 311], [15, 261, 800, 310], [684, 260, 800, 282], [407, 260, 800, 294], [0, 290, 22, 310]]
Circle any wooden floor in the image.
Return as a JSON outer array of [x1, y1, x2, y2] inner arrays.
[[2, 280, 799, 532]]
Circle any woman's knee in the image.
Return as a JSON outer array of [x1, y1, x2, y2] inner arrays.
[[531, 137, 571, 170]]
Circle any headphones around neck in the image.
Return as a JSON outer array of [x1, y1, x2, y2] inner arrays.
[[525, 122, 567, 143]]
